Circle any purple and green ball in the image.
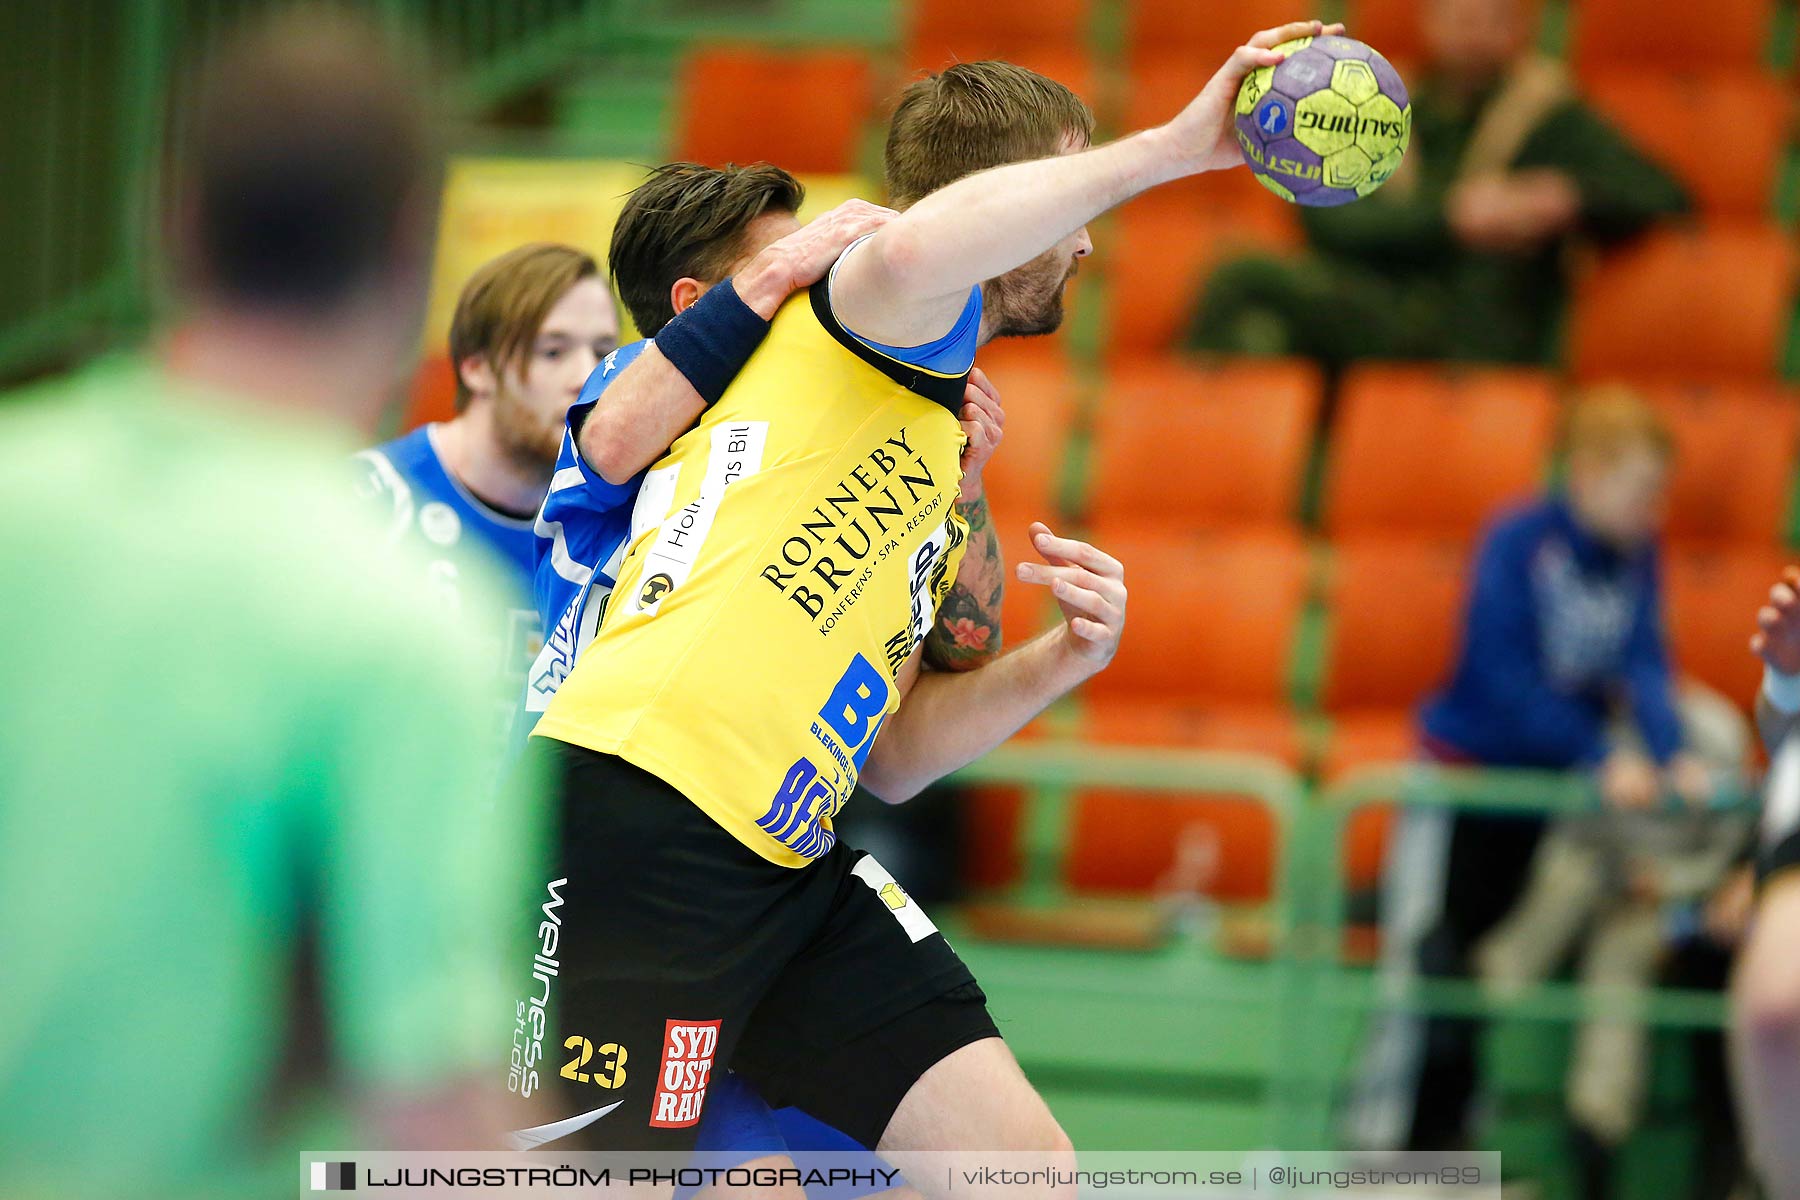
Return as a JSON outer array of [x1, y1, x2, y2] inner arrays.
[[1234, 35, 1412, 208]]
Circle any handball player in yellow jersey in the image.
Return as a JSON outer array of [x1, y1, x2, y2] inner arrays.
[[510, 20, 1339, 1176]]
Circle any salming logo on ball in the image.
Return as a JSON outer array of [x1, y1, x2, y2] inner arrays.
[[1235, 34, 1412, 207]]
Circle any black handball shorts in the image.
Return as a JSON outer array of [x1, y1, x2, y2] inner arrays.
[[501, 738, 999, 1152]]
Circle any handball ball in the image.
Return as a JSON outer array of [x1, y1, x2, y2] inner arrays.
[[1234, 35, 1411, 207]]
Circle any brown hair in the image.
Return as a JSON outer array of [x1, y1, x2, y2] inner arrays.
[[1562, 386, 1674, 465], [448, 243, 598, 409], [609, 162, 806, 335], [175, 7, 440, 313], [884, 60, 1095, 209]]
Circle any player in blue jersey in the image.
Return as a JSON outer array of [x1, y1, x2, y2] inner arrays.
[[357, 243, 620, 734]]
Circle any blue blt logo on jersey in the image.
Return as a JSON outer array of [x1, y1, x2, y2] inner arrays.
[[756, 654, 889, 859], [1257, 96, 1291, 136]]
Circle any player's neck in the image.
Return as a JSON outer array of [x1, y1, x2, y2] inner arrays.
[[163, 309, 398, 432], [436, 406, 552, 519]]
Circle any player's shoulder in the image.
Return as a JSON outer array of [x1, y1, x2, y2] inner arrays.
[[368, 423, 436, 475], [578, 338, 651, 405], [1483, 497, 1556, 548], [355, 424, 436, 494], [352, 425, 440, 538]]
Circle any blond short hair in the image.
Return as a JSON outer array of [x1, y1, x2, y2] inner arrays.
[[1562, 386, 1674, 465], [884, 60, 1094, 209]]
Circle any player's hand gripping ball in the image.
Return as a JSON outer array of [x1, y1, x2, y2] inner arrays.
[[1235, 35, 1411, 206]]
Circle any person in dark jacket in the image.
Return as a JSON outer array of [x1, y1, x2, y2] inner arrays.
[[1188, 0, 1689, 368], [1345, 389, 1719, 1159]]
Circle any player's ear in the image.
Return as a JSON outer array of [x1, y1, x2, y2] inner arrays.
[[457, 354, 497, 402], [669, 278, 705, 317]]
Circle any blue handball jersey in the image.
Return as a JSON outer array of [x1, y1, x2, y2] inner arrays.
[[521, 339, 652, 727], [354, 424, 542, 731]]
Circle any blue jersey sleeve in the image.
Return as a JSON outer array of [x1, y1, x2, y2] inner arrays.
[[529, 341, 650, 676], [560, 339, 652, 512], [830, 234, 982, 375]]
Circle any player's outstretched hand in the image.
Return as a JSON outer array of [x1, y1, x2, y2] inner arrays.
[[1753, 565, 1800, 676], [1161, 19, 1345, 174], [958, 366, 1005, 504], [735, 199, 898, 318], [1016, 522, 1126, 669]]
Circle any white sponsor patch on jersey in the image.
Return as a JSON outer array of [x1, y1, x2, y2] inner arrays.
[[903, 517, 955, 659], [629, 423, 766, 617], [419, 500, 462, 547], [851, 855, 939, 944]]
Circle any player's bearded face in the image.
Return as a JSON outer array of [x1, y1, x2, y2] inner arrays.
[[493, 375, 568, 466], [494, 278, 620, 468], [986, 245, 1080, 339]]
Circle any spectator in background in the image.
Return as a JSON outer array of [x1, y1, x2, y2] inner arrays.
[[1473, 688, 1749, 1198], [1345, 390, 1733, 1164], [1187, 0, 1688, 369], [0, 11, 543, 1197]]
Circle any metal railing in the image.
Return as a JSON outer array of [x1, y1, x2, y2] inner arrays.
[[952, 746, 1756, 1150]]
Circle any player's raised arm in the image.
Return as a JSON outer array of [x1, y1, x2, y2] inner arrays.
[[579, 196, 895, 483], [831, 19, 1340, 347]]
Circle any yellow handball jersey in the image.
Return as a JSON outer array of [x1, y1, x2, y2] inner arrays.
[[532, 277, 972, 867]]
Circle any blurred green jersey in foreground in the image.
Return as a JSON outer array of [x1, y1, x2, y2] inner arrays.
[[0, 357, 543, 1197]]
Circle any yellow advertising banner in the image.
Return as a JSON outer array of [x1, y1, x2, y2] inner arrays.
[[423, 157, 874, 350]]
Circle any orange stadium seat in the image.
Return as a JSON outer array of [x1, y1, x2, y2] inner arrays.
[[675, 46, 874, 174], [401, 355, 457, 432], [1571, 0, 1777, 76], [1665, 544, 1795, 705], [1569, 225, 1798, 383], [1341, 0, 1427, 72], [1008, 527, 1310, 901], [905, 0, 1094, 93], [989, 502, 1062, 642], [973, 339, 1080, 521], [1125, 0, 1306, 64], [972, 339, 1081, 648], [1584, 72, 1790, 218], [1085, 357, 1320, 532], [1314, 535, 1467, 893], [1639, 381, 1800, 547], [1082, 526, 1310, 703], [1105, 194, 1301, 355], [1322, 363, 1557, 542], [1318, 714, 1415, 893], [962, 782, 1029, 891], [1319, 536, 1468, 712], [962, 702, 1299, 898], [959, 718, 1054, 892], [1065, 700, 1296, 899], [908, 0, 1089, 55]]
